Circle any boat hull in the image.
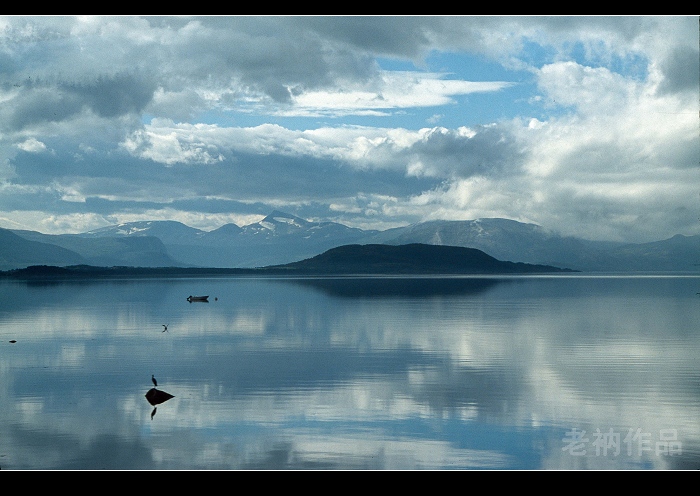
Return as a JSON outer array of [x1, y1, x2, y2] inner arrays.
[[187, 295, 209, 302]]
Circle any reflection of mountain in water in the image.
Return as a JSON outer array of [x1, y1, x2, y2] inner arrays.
[[287, 276, 503, 298]]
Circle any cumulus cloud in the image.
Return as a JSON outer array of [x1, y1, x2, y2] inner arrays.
[[120, 120, 522, 182], [16, 137, 47, 152], [121, 126, 224, 165]]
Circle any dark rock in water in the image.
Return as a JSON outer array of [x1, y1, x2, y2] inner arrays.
[[145, 388, 174, 406], [9, 340, 16, 343]]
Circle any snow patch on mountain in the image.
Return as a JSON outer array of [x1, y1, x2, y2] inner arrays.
[[273, 216, 302, 227], [120, 226, 149, 236], [471, 219, 486, 236]]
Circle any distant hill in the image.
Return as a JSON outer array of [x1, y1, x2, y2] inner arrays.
[[262, 243, 576, 274], [6, 229, 184, 268], [594, 234, 700, 272], [0, 229, 86, 271]]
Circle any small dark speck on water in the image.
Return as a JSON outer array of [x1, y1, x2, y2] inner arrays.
[[9, 340, 16, 343]]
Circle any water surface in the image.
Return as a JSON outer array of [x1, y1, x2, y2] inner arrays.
[[0, 274, 698, 469]]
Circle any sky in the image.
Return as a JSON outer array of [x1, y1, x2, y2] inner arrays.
[[0, 16, 698, 242]]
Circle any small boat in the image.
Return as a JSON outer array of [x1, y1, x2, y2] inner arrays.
[[187, 295, 209, 302]]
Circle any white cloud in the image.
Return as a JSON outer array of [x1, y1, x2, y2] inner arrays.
[[0, 210, 110, 234], [16, 138, 47, 153], [121, 126, 224, 165], [289, 71, 514, 116], [537, 62, 635, 115], [121, 120, 428, 168]]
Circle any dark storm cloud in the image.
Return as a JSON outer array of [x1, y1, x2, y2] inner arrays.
[[162, 16, 381, 104], [1, 73, 156, 132], [657, 45, 700, 95], [524, 15, 650, 40], [127, 16, 500, 106], [399, 125, 525, 179], [293, 16, 440, 58], [3, 87, 83, 130], [60, 73, 156, 118]]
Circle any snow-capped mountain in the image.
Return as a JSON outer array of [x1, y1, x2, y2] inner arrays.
[[203, 211, 377, 266], [230, 210, 373, 243], [82, 220, 207, 245], [72, 211, 375, 267]]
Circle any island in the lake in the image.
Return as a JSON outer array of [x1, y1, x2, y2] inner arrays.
[[0, 243, 577, 279]]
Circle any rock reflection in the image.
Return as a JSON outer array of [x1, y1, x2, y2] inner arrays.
[[146, 388, 174, 420]]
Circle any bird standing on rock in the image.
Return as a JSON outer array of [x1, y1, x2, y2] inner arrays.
[[152, 375, 158, 387]]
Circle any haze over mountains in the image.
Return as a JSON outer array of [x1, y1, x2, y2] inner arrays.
[[2, 210, 699, 272]]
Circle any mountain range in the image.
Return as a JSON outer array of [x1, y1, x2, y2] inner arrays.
[[2, 210, 699, 272]]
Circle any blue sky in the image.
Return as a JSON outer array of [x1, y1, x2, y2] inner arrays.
[[0, 16, 698, 242]]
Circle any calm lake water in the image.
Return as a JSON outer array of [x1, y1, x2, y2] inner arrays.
[[0, 274, 698, 470]]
